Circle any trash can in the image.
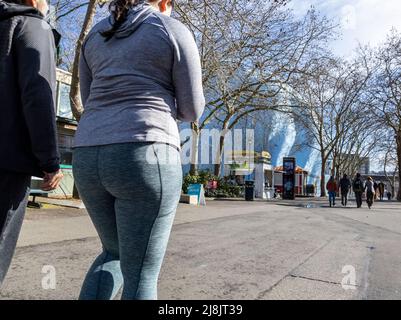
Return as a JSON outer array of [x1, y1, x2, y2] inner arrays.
[[306, 184, 315, 196], [245, 180, 255, 201]]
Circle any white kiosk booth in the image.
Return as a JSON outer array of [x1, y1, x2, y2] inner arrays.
[[254, 151, 275, 199], [223, 150, 275, 199]]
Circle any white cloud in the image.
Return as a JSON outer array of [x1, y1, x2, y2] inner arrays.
[[340, 4, 357, 30], [288, 0, 401, 57]]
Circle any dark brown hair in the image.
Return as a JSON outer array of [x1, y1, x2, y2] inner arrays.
[[101, 0, 145, 41], [4, 0, 26, 4]]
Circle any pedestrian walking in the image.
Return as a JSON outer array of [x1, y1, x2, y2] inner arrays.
[[326, 176, 337, 207], [72, 0, 205, 300], [353, 173, 364, 208], [365, 177, 375, 209], [378, 181, 385, 201], [339, 174, 351, 206], [0, 0, 63, 287], [373, 180, 379, 200]]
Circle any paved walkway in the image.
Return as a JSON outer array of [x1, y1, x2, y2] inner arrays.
[[1, 198, 401, 300]]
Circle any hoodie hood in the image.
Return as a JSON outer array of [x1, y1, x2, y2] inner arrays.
[[108, 2, 155, 39], [0, 1, 43, 21], [0, 1, 61, 48]]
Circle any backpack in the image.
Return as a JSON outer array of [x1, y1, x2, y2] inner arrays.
[[353, 179, 363, 192], [340, 178, 350, 190]]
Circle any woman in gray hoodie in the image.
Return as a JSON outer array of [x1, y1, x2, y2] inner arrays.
[[72, 0, 205, 300], [365, 176, 375, 209]]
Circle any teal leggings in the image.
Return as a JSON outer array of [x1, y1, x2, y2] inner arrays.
[[72, 142, 182, 300]]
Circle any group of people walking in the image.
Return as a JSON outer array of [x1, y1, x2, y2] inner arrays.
[[0, 0, 204, 300], [326, 173, 392, 209]]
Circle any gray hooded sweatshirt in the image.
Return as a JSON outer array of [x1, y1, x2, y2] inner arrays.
[[73, 3, 205, 149]]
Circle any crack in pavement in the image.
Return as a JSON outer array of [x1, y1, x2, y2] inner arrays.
[[16, 236, 100, 250], [256, 236, 335, 299], [288, 274, 346, 287]]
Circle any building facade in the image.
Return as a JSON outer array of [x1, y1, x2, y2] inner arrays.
[[55, 69, 76, 166]]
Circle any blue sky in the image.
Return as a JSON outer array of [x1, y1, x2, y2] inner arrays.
[[288, 0, 401, 58]]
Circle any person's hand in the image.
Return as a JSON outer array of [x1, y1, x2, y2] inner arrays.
[[42, 170, 64, 191]]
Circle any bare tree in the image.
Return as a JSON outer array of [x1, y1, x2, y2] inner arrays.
[[51, 0, 91, 22], [292, 55, 372, 196], [175, 0, 336, 175], [69, 0, 108, 121], [49, 1, 102, 68], [332, 117, 381, 180], [382, 133, 399, 197], [370, 29, 401, 200]]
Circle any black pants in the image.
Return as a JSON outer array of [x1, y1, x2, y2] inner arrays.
[[355, 192, 363, 208], [367, 191, 374, 208], [0, 170, 31, 287], [341, 191, 349, 206]]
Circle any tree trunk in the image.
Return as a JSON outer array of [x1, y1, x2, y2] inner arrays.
[[397, 132, 401, 201], [69, 0, 98, 121], [391, 182, 395, 199], [335, 165, 341, 182], [189, 122, 200, 175], [331, 152, 337, 179], [213, 120, 230, 177], [213, 133, 225, 176], [320, 155, 327, 197], [70, 1, 98, 199]]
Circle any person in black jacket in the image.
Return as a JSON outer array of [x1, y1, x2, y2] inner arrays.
[[0, 0, 63, 287], [339, 174, 351, 207], [352, 173, 364, 208]]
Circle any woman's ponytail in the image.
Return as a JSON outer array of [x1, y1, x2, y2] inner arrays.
[[101, 0, 143, 41]]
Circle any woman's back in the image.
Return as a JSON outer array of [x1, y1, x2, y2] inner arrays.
[[365, 180, 375, 193], [72, 0, 204, 301], [74, 3, 205, 149]]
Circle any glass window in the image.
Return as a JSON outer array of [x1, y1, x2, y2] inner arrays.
[[57, 82, 74, 120], [58, 134, 74, 165]]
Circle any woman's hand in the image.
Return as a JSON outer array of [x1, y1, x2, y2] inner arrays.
[[42, 170, 64, 191]]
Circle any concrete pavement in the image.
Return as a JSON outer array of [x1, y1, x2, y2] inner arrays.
[[1, 198, 401, 300]]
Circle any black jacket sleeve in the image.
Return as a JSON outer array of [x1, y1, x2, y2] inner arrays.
[[14, 17, 60, 173]]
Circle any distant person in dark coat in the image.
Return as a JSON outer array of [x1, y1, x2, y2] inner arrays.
[[352, 173, 364, 208], [339, 174, 351, 207]]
